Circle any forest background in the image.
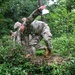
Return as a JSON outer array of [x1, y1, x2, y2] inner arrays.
[[0, 0, 75, 75]]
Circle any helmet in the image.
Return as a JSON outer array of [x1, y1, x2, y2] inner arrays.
[[14, 22, 21, 29], [22, 17, 26, 22]]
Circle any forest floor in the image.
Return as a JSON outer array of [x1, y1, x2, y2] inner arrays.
[[30, 55, 69, 65]]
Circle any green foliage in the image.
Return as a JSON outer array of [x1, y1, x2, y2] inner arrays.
[[0, 0, 37, 21], [51, 57, 75, 75], [46, 0, 75, 37], [36, 50, 44, 56], [0, 0, 37, 37], [0, 36, 25, 64], [0, 0, 75, 75], [0, 18, 14, 38], [53, 34, 75, 57], [66, 0, 75, 12], [0, 35, 75, 75]]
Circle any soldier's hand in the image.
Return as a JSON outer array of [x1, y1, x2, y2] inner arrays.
[[38, 5, 46, 10], [25, 54, 31, 58], [20, 25, 25, 32]]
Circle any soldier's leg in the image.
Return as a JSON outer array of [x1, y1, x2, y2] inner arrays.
[[29, 35, 50, 58], [28, 35, 42, 57], [42, 31, 53, 58], [25, 46, 36, 58], [35, 43, 47, 50], [22, 35, 36, 58], [10, 30, 17, 47], [29, 35, 42, 46], [44, 39, 53, 58], [16, 34, 21, 45]]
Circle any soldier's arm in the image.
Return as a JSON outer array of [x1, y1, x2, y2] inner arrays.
[[26, 9, 41, 24], [22, 6, 46, 25]]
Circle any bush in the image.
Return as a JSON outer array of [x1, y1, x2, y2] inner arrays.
[[46, 5, 75, 37], [0, 18, 14, 38], [51, 57, 75, 75], [0, 0, 37, 21], [52, 34, 75, 57], [0, 35, 75, 75], [0, 35, 25, 64]]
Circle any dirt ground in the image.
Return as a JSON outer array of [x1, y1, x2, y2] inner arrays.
[[30, 55, 69, 65]]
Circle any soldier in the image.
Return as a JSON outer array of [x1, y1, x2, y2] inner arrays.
[[10, 22, 36, 58], [12, 6, 51, 58], [20, 6, 47, 57], [10, 22, 22, 47], [21, 6, 53, 58], [11, 22, 25, 45], [22, 19, 53, 58]]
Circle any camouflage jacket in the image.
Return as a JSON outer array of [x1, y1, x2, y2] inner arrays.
[[23, 9, 42, 35]]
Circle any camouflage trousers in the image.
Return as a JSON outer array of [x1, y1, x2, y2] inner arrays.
[[29, 35, 53, 50], [11, 31, 53, 58], [29, 32, 53, 58]]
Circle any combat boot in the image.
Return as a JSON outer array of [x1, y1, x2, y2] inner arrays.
[[44, 47, 52, 58]]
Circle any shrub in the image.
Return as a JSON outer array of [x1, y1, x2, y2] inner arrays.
[[52, 34, 75, 57], [0, 35, 75, 75]]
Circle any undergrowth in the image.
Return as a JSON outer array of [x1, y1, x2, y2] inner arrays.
[[0, 35, 75, 75]]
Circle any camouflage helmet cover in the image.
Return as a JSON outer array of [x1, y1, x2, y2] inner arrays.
[[22, 17, 26, 22], [14, 22, 21, 29]]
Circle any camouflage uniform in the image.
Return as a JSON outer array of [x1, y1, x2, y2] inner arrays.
[[13, 6, 53, 58], [12, 8, 43, 57], [22, 7, 53, 58], [22, 19, 53, 58], [28, 20, 53, 58], [13, 22, 24, 46]]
